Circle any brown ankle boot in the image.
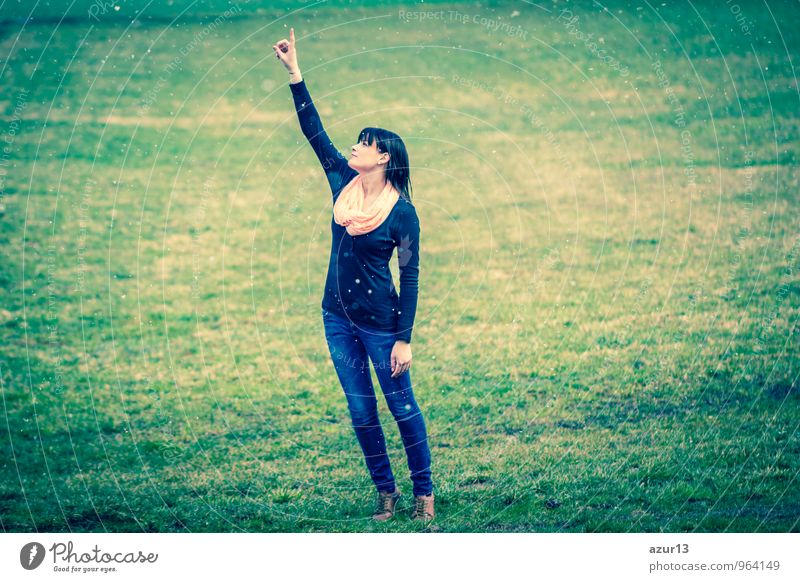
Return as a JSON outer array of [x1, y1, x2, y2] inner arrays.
[[410, 492, 435, 522], [372, 487, 401, 521]]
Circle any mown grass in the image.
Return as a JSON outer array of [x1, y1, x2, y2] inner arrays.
[[1, 0, 798, 532]]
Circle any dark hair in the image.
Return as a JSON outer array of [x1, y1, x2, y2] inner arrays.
[[357, 127, 413, 202]]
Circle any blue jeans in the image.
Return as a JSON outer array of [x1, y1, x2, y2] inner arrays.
[[322, 307, 433, 497]]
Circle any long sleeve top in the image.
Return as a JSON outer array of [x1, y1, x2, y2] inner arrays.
[[290, 77, 420, 343]]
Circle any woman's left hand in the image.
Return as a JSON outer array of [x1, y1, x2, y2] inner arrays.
[[391, 341, 412, 378]]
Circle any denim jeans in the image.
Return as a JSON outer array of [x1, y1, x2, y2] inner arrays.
[[322, 307, 433, 497]]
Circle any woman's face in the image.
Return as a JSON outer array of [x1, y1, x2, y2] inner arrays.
[[348, 136, 389, 173]]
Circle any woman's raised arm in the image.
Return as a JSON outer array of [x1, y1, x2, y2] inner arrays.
[[273, 28, 355, 197]]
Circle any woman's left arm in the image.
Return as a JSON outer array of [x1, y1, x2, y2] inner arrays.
[[394, 204, 420, 344], [390, 205, 420, 378]]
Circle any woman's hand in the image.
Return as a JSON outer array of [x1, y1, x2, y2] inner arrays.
[[391, 341, 412, 378], [272, 27, 300, 76]]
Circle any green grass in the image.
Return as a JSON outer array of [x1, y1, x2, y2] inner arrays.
[[1, 0, 798, 532]]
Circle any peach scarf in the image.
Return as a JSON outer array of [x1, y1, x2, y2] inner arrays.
[[333, 174, 400, 236]]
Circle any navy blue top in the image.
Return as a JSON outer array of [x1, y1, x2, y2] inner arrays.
[[290, 78, 420, 343]]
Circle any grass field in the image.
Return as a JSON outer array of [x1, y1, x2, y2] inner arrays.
[[1, 0, 798, 532]]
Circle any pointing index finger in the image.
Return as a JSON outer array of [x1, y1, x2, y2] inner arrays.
[[290, 27, 295, 44]]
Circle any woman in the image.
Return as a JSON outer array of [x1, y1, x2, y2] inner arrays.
[[273, 28, 435, 523]]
